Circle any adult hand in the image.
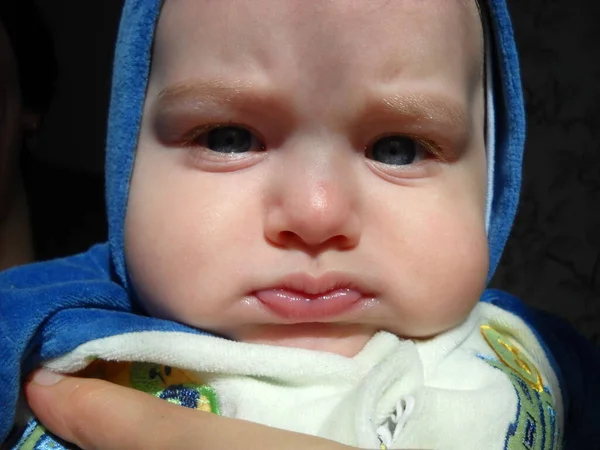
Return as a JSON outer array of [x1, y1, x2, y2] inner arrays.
[[26, 370, 358, 450]]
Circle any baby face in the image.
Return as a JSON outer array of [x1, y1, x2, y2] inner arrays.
[[126, 0, 488, 356]]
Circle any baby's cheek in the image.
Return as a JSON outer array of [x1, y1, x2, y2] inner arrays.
[[421, 218, 489, 333], [384, 207, 489, 338], [125, 199, 220, 319], [124, 151, 264, 327]]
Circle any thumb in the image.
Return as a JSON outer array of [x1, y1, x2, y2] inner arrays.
[[25, 369, 202, 450], [25, 369, 357, 450]]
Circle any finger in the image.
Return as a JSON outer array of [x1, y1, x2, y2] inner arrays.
[[25, 370, 354, 450], [25, 369, 204, 450]]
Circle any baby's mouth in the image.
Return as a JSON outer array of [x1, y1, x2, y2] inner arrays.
[[254, 288, 363, 321]]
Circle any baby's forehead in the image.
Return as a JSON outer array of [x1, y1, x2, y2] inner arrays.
[[155, 1, 483, 51], [153, 0, 483, 84]]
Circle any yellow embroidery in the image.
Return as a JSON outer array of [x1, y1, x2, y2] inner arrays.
[[480, 325, 543, 392]]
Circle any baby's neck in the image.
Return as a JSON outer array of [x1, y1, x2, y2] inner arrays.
[[0, 174, 34, 271], [238, 323, 378, 357]]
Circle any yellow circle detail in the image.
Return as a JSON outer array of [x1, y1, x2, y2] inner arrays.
[[480, 325, 544, 392]]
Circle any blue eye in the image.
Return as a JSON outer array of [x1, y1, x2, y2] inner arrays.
[[201, 126, 264, 153], [367, 135, 425, 165]]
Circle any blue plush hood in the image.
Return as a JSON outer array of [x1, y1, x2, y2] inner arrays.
[[1, 0, 532, 443]]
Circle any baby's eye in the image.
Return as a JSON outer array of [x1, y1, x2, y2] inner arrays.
[[366, 135, 427, 166], [191, 125, 265, 153]]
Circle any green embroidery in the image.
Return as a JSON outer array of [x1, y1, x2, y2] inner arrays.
[[130, 362, 220, 413], [16, 422, 48, 450]]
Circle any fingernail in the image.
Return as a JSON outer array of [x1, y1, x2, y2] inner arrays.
[[30, 369, 64, 386]]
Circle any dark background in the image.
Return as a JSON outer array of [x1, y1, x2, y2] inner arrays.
[[24, 0, 600, 345]]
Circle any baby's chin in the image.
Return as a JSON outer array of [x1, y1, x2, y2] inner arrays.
[[235, 323, 377, 357]]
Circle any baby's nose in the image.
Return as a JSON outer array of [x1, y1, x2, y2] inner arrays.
[[264, 171, 361, 252]]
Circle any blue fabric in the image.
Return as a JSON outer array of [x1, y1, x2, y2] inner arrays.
[[106, 0, 162, 289], [0, 0, 597, 447], [485, 0, 525, 281]]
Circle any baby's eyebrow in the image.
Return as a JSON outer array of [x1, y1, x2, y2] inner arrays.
[[155, 80, 470, 140], [155, 80, 274, 110], [364, 92, 469, 132]]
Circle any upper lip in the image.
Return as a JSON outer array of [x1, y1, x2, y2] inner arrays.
[[255, 271, 376, 297]]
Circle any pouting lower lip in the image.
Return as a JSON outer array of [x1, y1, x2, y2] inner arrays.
[[254, 288, 363, 320]]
